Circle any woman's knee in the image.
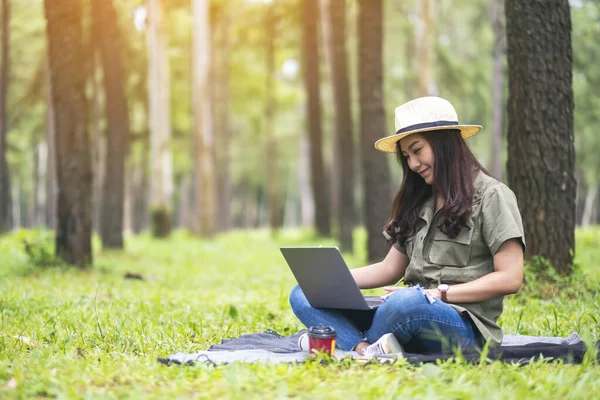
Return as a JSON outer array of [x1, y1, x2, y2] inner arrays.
[[289, 285, 309, 311], [382, 288, 424, 309], [376, 288, 427, 321]]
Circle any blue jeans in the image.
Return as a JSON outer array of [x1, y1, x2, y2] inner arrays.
[[289, 285, 482, 353]]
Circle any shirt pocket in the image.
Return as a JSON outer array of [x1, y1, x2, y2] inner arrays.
[[441, 265, 490, 284], [429, 225, 474, 267]]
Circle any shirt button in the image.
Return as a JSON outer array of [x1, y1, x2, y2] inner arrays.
[[418, 268, 423, 273]]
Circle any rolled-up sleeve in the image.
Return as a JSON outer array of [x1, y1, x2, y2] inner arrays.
[[481, 184, 526, 255], [383, 229, 407, 255]]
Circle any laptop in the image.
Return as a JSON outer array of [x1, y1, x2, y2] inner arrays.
[[280, 246, 382, 310]]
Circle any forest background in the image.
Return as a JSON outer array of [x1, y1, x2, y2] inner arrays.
[[1, 1, 600, 398], [1, 0, 599, 270]]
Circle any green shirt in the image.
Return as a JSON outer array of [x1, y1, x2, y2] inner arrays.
[[391, 171, 526, 346]]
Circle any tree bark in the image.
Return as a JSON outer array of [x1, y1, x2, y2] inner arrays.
[[0, 0, 11, 232], [302, 0, 331, 236], [44, 0, 93, 267], [92, 0, 129, 248], [490, 0, 505, 180], [328, 0, 355, 252], [358, 0, 392, 262], [192, 0, 217, 237], [505, 0, 576, 274]]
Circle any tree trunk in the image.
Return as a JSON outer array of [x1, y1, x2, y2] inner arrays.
[[302, 0, 330, 236], [328, 0, 355, 252], [490, 0, 505, 180], [207, 4, 220, 232], [596, 184, 600, 225], [505, 0, 576, 274], [298, 134, 314, 227], [320, 0, 337, 224], [177, 174, 193, 229], [44, 0, 93, 267], [37, 141, 47, 227], [283, 168, 299, 227], [45, 58, 57, 231], [415, 0, 433, 97], [30, 143, 40, 227], [132, 164, 148, 234], [265, 4, 281, 234], [123, 161, 132, 234], [358, 0, 392, 262], [192, 0, 217, 237], [0, 0, 11, 232], [92, 0, 129, 249], [147, 0, 173, 237], [581, 185, 597, 227], [216, 9, 232, 232], [90, 58, 105, 234], [11, 184, 19, 229]]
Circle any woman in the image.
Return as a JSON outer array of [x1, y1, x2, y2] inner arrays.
[[290, 96, 525, 356]]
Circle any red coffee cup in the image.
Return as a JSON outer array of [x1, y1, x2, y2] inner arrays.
[[307, 325, 337, 356]]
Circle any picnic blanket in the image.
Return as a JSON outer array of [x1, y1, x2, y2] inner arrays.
[[159, 330, 599, 366]]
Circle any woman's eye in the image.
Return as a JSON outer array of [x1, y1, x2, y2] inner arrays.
[[414, 149, 421, 155]]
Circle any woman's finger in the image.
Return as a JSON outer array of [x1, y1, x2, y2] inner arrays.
[[382, 286, 401, 292]]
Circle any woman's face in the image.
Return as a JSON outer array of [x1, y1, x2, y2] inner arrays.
[[399, 134, 435, 185]]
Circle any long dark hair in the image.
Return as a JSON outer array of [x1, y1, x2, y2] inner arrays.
[[384, 129, 489, 246]]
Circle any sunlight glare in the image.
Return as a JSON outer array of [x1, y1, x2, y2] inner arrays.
[[282, 59, 299, 80], [134, 5, 147, 32]]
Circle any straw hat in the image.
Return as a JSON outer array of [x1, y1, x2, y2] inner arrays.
[[374, 96, 482, 153]]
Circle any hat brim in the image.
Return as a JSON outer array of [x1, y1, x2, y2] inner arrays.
[[374, 125, 482, 153]]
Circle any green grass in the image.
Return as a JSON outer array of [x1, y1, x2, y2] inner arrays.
[[0, 227, 599, 399]]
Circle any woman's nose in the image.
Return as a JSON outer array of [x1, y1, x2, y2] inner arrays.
[[408, 157, 420, 171]]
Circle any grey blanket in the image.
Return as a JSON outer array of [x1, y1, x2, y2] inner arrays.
[[160, 330, 582, 366]]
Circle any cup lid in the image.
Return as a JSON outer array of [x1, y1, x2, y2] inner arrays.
[[307, 325, 336, 338]]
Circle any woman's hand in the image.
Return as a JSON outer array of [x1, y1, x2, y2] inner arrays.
[[381, 286, 441, 303], [380, 286, 401, 301], [380, 286, 416, 301], [351, 247, 409, 289], [424, 288, 441, 302]]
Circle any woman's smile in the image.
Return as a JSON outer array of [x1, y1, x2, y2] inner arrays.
[[418, 167, 430, 176]]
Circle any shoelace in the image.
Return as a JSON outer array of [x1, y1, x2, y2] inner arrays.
[[362, 342, 385, 356]]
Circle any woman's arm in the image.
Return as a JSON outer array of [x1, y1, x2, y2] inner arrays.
[[427, 238, 524, 303], [351, 246, 410, 289]]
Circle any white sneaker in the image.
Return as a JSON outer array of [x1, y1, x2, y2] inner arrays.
[[361, 333, 403, 356], [298, 333, 309, 351]]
